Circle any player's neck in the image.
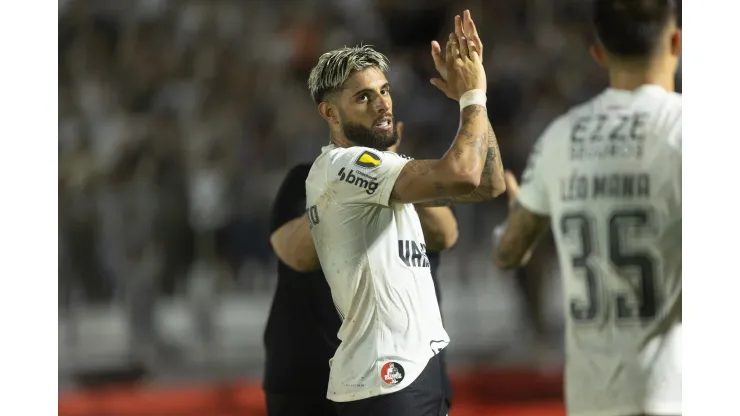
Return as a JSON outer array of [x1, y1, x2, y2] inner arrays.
[[329, 131, 354, 148], [607, 64, 675, 93]]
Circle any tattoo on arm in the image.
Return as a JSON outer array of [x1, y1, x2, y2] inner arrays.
[[417, 120, 504, 207], [476, 121, 505, 192], [390, 106, 495, 205], [390, 159, 435, 201]]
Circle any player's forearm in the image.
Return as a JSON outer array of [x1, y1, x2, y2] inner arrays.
[[270, 216, 320, 272], [438, 104, 490, 189], [417, 119, 505, 207], [415, 205, 458, 251], [389, 105, 493, 204], [493, 203, 550, 270], [491, 221, 533, 270], [474, 121, 506, 198], [284, 217, 320, 272]]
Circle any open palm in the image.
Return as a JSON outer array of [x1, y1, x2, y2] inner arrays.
[[430, 10, 484, 100]]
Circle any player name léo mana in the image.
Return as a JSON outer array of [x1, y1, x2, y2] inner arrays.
[[561, 173, 651, 202]]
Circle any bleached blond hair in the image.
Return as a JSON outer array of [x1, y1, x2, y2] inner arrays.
[[307, 45, 390, 104]]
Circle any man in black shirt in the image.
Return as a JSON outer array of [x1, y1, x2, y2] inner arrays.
[[265, 162, 341, 416], [265, 123, 458, 416]]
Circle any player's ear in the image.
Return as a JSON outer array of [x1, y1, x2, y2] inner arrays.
[[318, 102, 340, 125], [670, 28, 682, 57], [589, 43, 607, 68]]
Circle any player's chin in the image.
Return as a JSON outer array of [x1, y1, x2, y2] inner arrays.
[[376, 133, 398, 150]]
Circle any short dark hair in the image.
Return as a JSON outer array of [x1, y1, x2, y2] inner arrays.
[[593, 0, 681, 59]]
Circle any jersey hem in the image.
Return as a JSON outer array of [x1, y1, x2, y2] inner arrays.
[[326, 363, 426, 403], [568, 403, 682, 416]]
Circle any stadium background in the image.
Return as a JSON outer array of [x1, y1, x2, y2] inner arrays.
[[58, 0, 681, 415]]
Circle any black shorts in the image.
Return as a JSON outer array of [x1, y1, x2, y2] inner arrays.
[[334, 354, 448, 416], [437, 348, 452, 409], [266, 393, 338, 416]]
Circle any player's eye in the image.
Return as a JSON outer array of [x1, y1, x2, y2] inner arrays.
[[357, 94, 369, 103]]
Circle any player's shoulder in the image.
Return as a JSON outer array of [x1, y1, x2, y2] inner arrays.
[[651, 90, 682, 121], [666, 91, 682, 104], [661, 92, 682, 127], [536, 111, 573, 148], [564, 91, 611, 121], [639, 89, 681, 152], [660, 90, 682, 107], [325, 145, 404, 170], [662, 96, 681, 154], [308, 145, 399, 189], [662, 93, 682, 152]]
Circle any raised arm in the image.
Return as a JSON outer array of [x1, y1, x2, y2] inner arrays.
[[412, 118, 504, 207], [387, 124, 459, 251], [390, 11, 505, 206], [420, 11, 505, 206], [390, 103, 490, 203]]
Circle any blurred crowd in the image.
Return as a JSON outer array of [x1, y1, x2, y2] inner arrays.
[[59, 0, 680, 312]]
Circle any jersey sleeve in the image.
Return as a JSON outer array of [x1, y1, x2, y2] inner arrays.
[[325, 146, 410, 206], [517, 117, 567, 215], [269, 164, 311, 233]]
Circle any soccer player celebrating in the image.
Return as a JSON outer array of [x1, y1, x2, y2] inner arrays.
[[305, 10, 505, 415], [493, 1, 682, 415], [264, 122, 458, 416]]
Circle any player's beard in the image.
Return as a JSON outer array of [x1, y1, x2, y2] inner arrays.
[[341, 117, 399, 151]]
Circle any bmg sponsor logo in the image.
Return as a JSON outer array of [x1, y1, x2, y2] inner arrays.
[[338, 167, 379, 195]]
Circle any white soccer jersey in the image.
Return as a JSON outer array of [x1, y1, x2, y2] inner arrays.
[[306, 144, 450, 402], [518, 85, 682, 416]]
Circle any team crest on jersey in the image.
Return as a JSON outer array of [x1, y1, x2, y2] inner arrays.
[[354, 150, 382, 169], [380, 361, 405, 385]]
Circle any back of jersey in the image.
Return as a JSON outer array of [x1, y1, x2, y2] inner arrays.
[[517, 85, 681, 416]]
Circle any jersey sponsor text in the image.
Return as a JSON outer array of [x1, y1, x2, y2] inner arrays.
[[337, 167, 379, 195]]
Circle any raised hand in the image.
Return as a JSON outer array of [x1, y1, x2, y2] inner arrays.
[[430, 10, 486, 100], [461, 10, 483, 60]]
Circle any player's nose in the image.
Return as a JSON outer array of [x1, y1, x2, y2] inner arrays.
[[373, 95, 391, 114]]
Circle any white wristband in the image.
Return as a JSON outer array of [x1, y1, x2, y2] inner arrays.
[[459, 89, 487, 111]]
